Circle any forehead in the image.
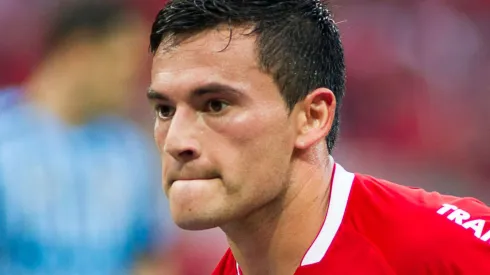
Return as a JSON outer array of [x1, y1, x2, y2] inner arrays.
[[150, 27, 274, 96]]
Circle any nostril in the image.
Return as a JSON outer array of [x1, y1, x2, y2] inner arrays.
[[164, 142, 200, 161], [179, 149, 196, 159]]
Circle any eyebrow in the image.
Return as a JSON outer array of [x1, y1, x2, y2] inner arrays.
[[147, 82, 244, 101], [147, 88, 169, 101]]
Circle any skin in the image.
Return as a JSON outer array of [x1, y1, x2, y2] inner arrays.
[[26, 16, 146, 124], [150, 26, 337, 275]]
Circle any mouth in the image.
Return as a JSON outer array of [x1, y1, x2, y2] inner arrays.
[[169, 176, 220, 187], [165, 169, 222, 189]]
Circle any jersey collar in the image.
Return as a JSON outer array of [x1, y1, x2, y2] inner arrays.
[[300, 157, 355, 266], [236, 157, 355, 274]]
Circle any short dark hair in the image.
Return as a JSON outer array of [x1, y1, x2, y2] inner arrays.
[[45, 1, 133, 53], [150, 0, 345, 152]]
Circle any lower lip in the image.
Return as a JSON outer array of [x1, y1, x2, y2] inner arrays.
[[169, 179, 219, 200], [173, 178, 217, 185]]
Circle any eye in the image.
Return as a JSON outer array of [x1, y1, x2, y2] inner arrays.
[[205, 100, 230, 113], [155, 105, 175, 120]]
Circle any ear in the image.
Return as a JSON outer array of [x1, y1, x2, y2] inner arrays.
[[294, 88, 336, 150]]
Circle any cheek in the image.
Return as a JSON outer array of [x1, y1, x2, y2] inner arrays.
[[209, 107, 294, 184], [153, 120, 168, 153], [224, 134, 292, 210], [211, 105, 289, 143]]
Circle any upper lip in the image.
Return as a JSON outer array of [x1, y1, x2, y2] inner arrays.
[[173, 177, 215, 181]]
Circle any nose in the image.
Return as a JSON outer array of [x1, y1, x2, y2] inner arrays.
[[163, 109, 201, 163]]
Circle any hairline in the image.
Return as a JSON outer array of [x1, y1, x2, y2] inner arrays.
[[152, 23, 298, 114]]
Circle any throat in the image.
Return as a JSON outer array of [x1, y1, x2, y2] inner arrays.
[[222, 170, 332, 275]]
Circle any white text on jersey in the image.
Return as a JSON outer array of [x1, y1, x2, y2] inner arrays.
[[437, 203, 490, 243]]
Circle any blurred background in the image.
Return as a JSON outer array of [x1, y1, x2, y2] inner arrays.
[[0, 0, 488, 274]]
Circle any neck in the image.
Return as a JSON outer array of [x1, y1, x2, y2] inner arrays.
[[222, 151, 333, 275], [24, 59, 95, 125]]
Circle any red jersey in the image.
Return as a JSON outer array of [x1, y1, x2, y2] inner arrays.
[[212, 162, 490, 275]]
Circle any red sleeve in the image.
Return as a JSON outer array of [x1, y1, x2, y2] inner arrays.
[[351, 175, 490, 274], [423, 196, 490, 274], [390, 192, 490, 274]]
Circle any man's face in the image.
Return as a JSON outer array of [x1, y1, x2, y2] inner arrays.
[[150, 28, 299, 230], [86, 17, 147, 113]]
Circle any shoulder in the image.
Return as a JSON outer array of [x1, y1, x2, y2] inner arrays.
[[212, 249, 238, 275], [346, 173, 450, 230], [346, 172, 490, 274], [0, 87, 22, 110], [95, 116, 150, 142], [0, 88, 28, 139], [92, 116, 157, 160], [0, 90, 40, 170], [350, 172, 490, 231]]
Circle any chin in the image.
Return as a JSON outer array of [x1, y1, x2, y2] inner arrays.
[[173, 215, 224, 231]]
